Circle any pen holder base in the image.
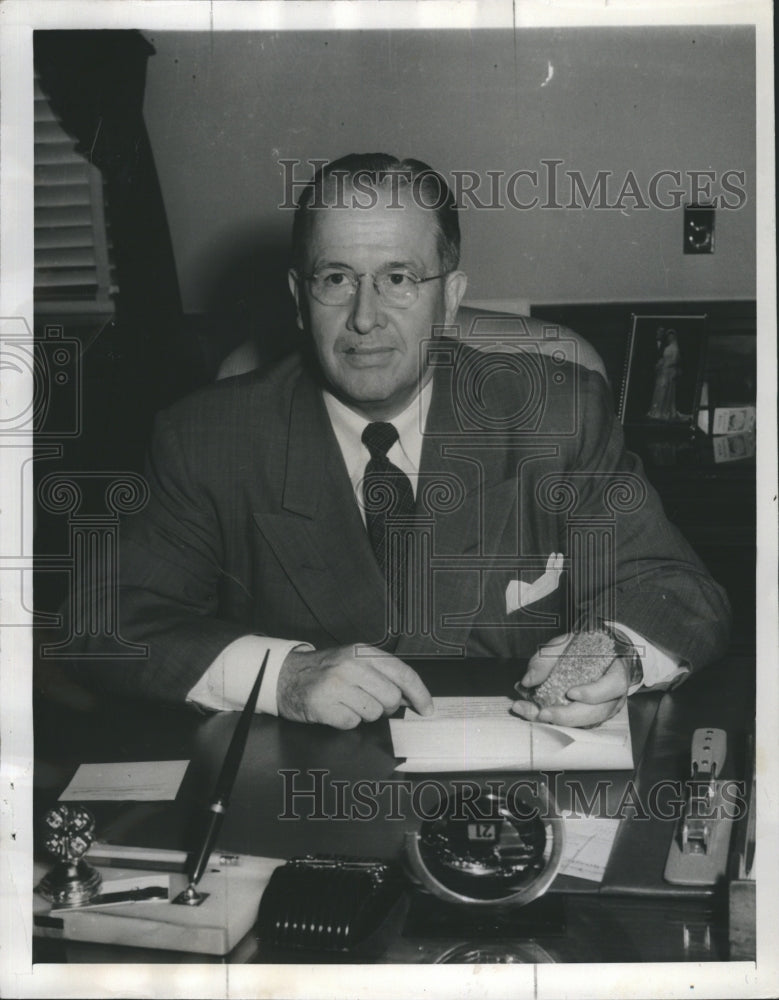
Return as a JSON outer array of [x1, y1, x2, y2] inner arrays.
[[172, 886, 210, 906], [33, 850, 285, 956], [37, 859, 103, 908]]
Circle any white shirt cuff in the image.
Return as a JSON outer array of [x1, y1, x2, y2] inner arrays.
[[606, 620, 689, 693], [186, 636, 315, 714]]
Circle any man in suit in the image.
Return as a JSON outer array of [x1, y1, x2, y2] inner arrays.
[[76, 153, 730, 729]]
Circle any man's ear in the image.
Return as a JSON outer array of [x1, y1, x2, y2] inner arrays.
[[288, 268, 305, 331], [443, 270, 468, 325]]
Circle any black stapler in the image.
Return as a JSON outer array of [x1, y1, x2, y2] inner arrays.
[[664, 727, 737, 885]]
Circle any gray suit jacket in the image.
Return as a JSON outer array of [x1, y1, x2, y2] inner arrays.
[[74, 341, 730, 702]]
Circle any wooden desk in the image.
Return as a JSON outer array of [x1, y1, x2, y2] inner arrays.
[[33, 656, 754, 964]]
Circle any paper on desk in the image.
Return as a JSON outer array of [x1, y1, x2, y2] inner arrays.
[[59, 760, 190, 801], [390, 697, 632, 772], [558, 812, 620, 882]]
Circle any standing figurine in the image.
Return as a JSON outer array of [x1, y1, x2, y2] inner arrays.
[[647, 327, 682, 421]]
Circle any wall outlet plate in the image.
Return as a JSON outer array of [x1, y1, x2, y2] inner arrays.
[[684, 204, 715, 254]]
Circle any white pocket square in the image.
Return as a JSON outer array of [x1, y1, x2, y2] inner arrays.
[[505, 552, 564, 614]]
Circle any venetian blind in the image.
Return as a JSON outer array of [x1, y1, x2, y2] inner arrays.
[[34, 74, 117, 315]]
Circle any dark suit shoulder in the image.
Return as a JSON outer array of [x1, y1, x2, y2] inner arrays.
[[146, 354, 309, 500], [444, 338, 613, 438], [158, 353, 304, 430]]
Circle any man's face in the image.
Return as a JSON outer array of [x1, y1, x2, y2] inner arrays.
[[289, 188, 467, 419]]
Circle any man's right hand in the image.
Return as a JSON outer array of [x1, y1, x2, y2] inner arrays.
[[277, 645, 433, 729]]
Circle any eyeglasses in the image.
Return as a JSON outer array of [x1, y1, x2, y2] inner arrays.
[[303, 266, 449, 308]]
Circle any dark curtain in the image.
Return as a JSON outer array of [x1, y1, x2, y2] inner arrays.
[[33, 31, 196, 630], [34, 29, 196, 470]]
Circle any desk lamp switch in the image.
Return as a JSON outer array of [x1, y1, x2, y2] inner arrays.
[[664, 728, 735, 886]]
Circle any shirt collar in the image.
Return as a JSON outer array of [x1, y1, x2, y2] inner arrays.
[[322, 378, 434, 484]]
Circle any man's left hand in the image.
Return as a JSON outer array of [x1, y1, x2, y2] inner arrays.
[[511, 636, 636, 728]]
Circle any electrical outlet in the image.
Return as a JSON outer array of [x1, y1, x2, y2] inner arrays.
[[684, 204, 715, 254]]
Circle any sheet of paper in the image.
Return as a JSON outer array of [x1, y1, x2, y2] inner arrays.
[[59, 760, 190, 801], [558, 813, 621, 882], [390, 697, 632, 772]]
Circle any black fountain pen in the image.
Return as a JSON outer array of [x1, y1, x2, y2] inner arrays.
[[174, 650, 270, 906]]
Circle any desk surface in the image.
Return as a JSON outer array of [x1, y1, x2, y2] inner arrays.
[[33, 656, 754, 964]]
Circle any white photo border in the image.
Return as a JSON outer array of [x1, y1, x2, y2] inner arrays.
[[1, 2, 775, 998]]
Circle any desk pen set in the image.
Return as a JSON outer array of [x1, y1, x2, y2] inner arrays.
[[35, 795, 568, 955], [34, 642, 746, 957], [34, 649, 573, 955]]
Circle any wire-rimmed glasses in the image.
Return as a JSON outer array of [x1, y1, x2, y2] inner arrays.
[[303, 265, 448, 308]]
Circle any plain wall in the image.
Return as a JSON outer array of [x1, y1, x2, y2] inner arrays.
[[142, 27, 755, 314]]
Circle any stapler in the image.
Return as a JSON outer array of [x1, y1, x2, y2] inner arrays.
[[664, 727, 736, 886]]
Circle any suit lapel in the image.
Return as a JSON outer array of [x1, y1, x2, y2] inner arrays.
[[397, 347, 541, 657], [253, 373, 389, 645], [253, 348, 523, 656], [397, 358, 493, 656]]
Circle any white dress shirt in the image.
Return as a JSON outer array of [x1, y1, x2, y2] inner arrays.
[[323, 378, 433, 514], [187, 379, 685, 713]]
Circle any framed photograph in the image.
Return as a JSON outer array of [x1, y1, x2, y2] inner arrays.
[[618, 314, 708, 426]]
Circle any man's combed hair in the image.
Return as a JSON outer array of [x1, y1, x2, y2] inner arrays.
[[291, 152, 461, 272]]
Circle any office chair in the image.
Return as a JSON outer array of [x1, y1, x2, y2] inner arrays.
[[216, 304, 609, 382]]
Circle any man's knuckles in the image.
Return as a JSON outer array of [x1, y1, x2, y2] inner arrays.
[[325, 707, 362, 730], [542, 698, 621, 727], [521, 654, 558, 686], [567, 662, 629, 704]]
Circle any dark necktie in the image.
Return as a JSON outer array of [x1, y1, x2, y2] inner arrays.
[[361, 422, 416, 582]]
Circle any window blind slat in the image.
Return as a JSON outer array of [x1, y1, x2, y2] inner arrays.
[[34, 98, 59, 123], [35, 225, 96, 250], [34, 72, 116, 315], [35, 204, 94, 228], [34, 184, 92, 209], [36, 268, 99, 288], [34, 120, 79, 144], [34, 144, 87, 167], [36, 246, 97, 269], [35, 162, 92, 186], [36, 289, 99, 302]]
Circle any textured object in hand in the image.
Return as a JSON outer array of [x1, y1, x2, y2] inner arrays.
[[527, 631, 619, 709]]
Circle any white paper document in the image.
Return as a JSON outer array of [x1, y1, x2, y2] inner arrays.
[[59, 760, 190, 801], [558, 813, 621, 882], [390, 697, 633, 772]]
